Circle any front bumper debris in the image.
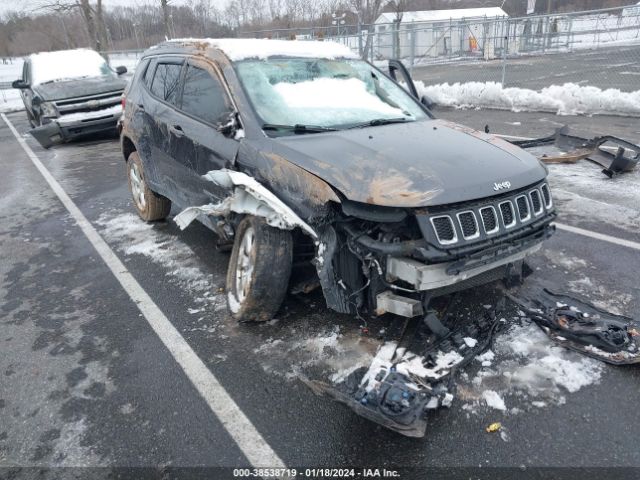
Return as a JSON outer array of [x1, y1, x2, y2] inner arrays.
[[30, 111, 121, 148], [305, 296, 508, 437]]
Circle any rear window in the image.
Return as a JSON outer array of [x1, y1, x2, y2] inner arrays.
[[150, 62, 182, 105], [181, 65, 231, 125]]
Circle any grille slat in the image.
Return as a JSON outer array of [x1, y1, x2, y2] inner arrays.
[[457, 211, 479, 239], [480, 207, 498, 234], [516, 195, 531, 221], [431, 216, 457, 244], [541, 184, 552, 208], [499, 201, 515, 228], [530, 190, 543, 215]]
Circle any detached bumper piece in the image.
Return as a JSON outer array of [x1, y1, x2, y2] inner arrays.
[[30, 115, 120, 149], [510, 289, 640, 365], [306, 297, 506, 437], [510, 126, 640, 177]]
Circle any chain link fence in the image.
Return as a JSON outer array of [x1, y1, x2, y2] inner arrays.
[[242, 4, 640, 92]]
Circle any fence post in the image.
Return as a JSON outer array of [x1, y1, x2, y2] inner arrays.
[[409, 24, 415, 72], [501, 35, 507, 86]]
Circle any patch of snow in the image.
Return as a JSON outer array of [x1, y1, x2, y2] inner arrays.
[[416, 81, 640, 116], [482, 390, 506, 411], [96, 213, 224, 311], [460, 321, 604, 414], [464, 337, 478, 348], [169, 38, 357, 61]]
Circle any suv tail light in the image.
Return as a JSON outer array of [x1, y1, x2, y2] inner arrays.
[[121, 95, 126, 110]]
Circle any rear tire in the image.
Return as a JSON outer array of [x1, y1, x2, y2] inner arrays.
[[126, 151, 171, 221], [226, 215, 293, 322]]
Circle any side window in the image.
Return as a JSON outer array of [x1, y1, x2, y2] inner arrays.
[[181, 65, 231, 125], [150, 62, 182, 105]]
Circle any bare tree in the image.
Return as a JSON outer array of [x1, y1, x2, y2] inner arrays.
[[160, 0, 171, 39], [347, 0, 389, 59], [388, 0, 406, 59], [35, 0, 105, 52]]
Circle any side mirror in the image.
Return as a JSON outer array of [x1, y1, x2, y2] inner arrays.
[[217, 111, 239, 137], [12, 79, 29, 89], [115, 65, 127, 75], [420, 95, 435, 110]]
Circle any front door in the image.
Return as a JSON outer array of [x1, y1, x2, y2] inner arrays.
[[168, 56, 239, 207]]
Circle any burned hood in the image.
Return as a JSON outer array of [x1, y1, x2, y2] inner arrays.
[[272, 119, 547, 208], [33, 75, 127, 101]]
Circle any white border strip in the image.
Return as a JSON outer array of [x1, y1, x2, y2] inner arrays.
[[555, 222, 640, 252], [1, 113, 285, 468]]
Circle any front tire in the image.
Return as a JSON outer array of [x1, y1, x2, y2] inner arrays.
[[126, 151, 171, 221], [226, 215, 293, 322]]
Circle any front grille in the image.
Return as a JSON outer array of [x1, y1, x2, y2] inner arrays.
[[499, 201, 515, 228], [420, 182, 554, 247], [530, 190, 543, 215], [431, 216, 457, 244], [516, 195, 531, 221], [480, 207, 498, 234], [55, 89, 123, 115], [457, 211, 479, 239]]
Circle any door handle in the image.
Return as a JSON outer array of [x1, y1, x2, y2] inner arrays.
[[169, 124, 184, 137], [136, 103, 145, 111]]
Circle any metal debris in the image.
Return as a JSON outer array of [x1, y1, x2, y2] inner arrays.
[[508, 289, 640, 365], [509, 126, 640, 177]]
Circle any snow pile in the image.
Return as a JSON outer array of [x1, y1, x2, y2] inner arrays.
[[169, 38, 357, 61], [416, 80, 640, 116], [29, 49, 112, 85]]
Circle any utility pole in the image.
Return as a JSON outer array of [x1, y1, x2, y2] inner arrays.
[[547, 0, 552, 14]]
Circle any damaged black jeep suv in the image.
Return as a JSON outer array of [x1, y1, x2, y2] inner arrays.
[[120, 38, 555, 322]]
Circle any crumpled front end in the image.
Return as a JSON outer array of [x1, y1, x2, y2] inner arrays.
[[315, 180, 556, 319], [30, 90, 123, 148]]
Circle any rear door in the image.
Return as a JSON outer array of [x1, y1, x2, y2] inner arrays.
[[168, 56, 239, 207]]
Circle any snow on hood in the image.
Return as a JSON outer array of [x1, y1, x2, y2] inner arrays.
[[167, 38, 357, 61], [29, 49, 112, 86]]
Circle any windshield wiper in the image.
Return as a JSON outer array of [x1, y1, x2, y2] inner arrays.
[[262, 123, 338, 134], [346, 117, 412, 129]]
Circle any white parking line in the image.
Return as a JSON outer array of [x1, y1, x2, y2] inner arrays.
[[1, 113, 285, 468], [555, 222, 640, 252]]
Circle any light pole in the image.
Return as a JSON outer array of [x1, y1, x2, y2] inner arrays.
[[331, 13, 347, 38], [133, 22, 140, 50]]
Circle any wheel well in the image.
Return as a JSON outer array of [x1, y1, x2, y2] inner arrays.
[[122, 136, 136, 162]]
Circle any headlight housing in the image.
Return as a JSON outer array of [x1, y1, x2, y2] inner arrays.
[[40, 101, 58, 119]]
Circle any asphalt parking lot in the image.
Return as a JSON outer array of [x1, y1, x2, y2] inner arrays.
[[1, 109, 639, 478]]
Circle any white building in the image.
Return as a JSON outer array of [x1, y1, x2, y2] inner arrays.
[[374, 7, 509, 60]]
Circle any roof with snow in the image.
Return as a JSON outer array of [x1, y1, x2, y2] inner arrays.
[[163, 38, 358, 61], [376, 7, 508, 24]]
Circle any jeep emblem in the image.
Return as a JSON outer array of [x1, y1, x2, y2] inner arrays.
[[493, 181, 511, 191]]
